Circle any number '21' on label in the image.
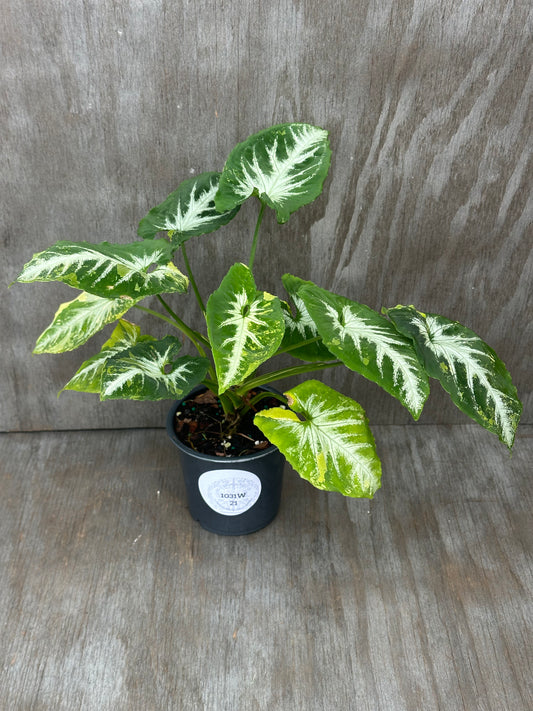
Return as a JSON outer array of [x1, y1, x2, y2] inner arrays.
[[198, 469, 262, 516]]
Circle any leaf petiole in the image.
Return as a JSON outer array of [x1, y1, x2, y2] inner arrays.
[[181, 243, 206, 314], [155, 295, 210, 348], [235, 360, 343, 396], [275, 336, 322, 355], [248, 201, 266, 271], [134, 300, 214, 379]]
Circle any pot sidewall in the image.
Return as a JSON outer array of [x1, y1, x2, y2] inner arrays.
[[166, 387, 285, 535]]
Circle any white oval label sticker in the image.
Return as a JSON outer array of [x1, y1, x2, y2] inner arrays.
[[198, 469, 262, 516]]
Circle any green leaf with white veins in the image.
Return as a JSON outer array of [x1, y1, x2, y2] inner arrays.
[[34, 292, 138, 354], [62, 319, 147, 394], [206, 263, 285, 392], [137, 172, 240, 245], [16, 239, 188, 299], [100, 336, 210, 401], [386, 306, 522, 448], [255, 380, 381, 498], [299, 285, 429, 419], [280, 274, 335, 362], [215, 123, 331, 223]]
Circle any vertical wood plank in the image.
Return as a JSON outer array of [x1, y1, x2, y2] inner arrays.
[[2, 0, 531, 430]]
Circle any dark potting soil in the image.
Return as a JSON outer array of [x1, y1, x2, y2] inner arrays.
[[172, 389, 281, 457]]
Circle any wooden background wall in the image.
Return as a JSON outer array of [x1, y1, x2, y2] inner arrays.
[[2, 0, 531, 432]]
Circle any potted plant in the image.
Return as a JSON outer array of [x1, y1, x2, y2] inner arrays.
[[13, 123, 522, 534]]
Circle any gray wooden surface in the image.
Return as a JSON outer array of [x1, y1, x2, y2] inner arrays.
[[1, 424, 531, 710], [1, 0, 532, 432]]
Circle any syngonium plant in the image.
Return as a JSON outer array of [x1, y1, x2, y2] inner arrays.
[[14, 123, 522, 498]]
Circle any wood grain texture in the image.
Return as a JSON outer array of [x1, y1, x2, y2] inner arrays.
[[1, 0, 531, 430], [1, 425, 531, 709]]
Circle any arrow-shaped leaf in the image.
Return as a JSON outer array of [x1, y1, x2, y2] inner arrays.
[[16, 239, 188, 299], [254, 380, 381, 498], [100, 336, 210, 401], [386, 306, 522, 448], [137, 172, 240, 245], [34, 292, 138, 354], [61, 319, 147, 394], [280, 274, 335, 362], [215, 123, 331, 223], [206, 263, 285, 392], [298, 285, 429, 419]]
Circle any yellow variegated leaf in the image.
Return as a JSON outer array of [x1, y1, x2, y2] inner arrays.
[[61, 319, 146, 394], [34, 293, 138, 354], [255, 380, 381, 498]]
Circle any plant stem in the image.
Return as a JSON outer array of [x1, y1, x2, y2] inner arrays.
[[156, 295, 210, 349], [235, 390, 288, 423], [133, 304, 186, 332], [200, 386, 242, 419], [181, 243, 206, 314], [134, 301, 216, 380], [275, 336, 322, 355], [248, 201, 266, 271], [218, 392, 235, 417], [235, 360, 343, 396]]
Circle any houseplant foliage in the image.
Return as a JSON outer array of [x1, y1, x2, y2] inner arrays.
[[15, 123, 522, 499]]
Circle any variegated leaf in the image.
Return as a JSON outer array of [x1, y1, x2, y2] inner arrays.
[[137, 172, 240, 245], [100, 336, 210, 401], [34, 292, 138, 354], [16, 239, 188, 299], [206, 263, 285, 392], [386, 306, 522, 448], [61, 319, 148, 394], [215, 123, 331, 223], [280, 274, 335, 362], [254, 380, 381, 498], [298, 285, 429, 419]]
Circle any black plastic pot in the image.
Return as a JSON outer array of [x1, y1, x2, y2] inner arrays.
[[166, 389, 285, 535]]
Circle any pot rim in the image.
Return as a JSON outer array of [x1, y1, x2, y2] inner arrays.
[[166, 385, 282, 464]]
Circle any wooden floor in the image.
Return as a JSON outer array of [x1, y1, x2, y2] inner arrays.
[[1, 425, 531, 711]]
